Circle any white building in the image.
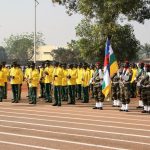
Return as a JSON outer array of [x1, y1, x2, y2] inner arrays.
[[31, 45, 58, 62]]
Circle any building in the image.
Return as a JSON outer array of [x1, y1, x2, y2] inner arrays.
[[35, 45, 58, 62]]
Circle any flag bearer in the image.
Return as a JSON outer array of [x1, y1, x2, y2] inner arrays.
[[92, 62, 104, 110], [111, 72, 120, 107]]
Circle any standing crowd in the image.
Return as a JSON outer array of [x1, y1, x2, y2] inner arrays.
[[0, 60, 150, 113]]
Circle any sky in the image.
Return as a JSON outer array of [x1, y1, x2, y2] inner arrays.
[[0, 0, 150, 47]]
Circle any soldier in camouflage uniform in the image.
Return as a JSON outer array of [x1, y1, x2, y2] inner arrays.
[[141, 65, 150, 113], [92, 62, 105, 110], [119, 66, 133, 112], [111, 73, 120, 107], [136, 62, 145, 109]]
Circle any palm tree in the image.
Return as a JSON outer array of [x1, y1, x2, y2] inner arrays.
[[138, 43, 150, 59]]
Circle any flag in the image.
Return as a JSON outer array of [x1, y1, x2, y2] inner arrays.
[[102, 39, 111, 97], [109, 43, 119, 77], [102, 38, 118, 97]]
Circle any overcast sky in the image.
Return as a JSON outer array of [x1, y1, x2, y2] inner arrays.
[[0, 0, 150, 47]]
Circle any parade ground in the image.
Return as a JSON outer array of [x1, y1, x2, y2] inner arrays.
[[0, 84, 149, 150]]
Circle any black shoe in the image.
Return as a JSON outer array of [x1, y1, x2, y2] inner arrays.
[[93, 107, 98, 109], [29, 101, 34, 104], [141, 110, 147, 113], [119, 109, 124, 111], [112, 105, 116, 107], [12, 100, 16, 103], [137, 106, 143, 109], [58, 103, 61, 106], [52, 103, 58, 106], [99, 107, 103, 110], [39, 96, 44, 98], [125, 110, 129, 112]]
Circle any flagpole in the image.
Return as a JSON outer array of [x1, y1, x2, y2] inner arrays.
[[34, 0, 39, 64]]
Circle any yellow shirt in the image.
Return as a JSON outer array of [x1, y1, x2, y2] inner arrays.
[[76, 68, 83, 85], [18, 68, 23, 84], [39, 68, 45, 83], [53, 67, 64, 86], [0, 70, 5, 86], [29, 69, 39, 87], [62, 69, 68, 86], [25, 68, 32, 79], [67, 68, 77, 85], [10, 67, 21, 84], [2, 67, 9, 82], [131, 68, 138, 83], [82, 69, 90, 87]]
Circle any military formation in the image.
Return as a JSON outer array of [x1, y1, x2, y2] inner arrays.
[[0, 60, 150, 113]]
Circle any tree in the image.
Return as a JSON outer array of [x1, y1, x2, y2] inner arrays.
[[4, 32, 45, 62], [50, 47, 84, 63], [0, 46, 7, 62], [69, 19, 140, 63], [52, 0, 150, 23], [138, 43, 150, 59]]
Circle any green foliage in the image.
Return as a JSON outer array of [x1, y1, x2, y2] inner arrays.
[[52, 0, 150, 23], [138, 43, 150, 59], [70, 19, 140, 63], [50, 47, 84, 63], [0, 46, 7, 62], [4, 32, 45, 62]]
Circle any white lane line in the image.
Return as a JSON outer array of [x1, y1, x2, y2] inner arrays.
[[11, 102, 150, 118], [0, 114, 149, 132], [0, 119, 150, 139], [0, 132, 128, 150], [0, 141, 58, 150], [0, 110, 149, 127], [0, 124, 150, 146], [0, 107, 149, 122]]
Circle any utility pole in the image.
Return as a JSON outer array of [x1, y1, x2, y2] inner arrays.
[[34, 0, 39, 64]]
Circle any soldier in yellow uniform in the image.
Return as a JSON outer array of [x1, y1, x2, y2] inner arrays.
[[24, 63, 31, 98], [61, 63, 68, 101], [52, 62, 64, 106], [89, 64, 95, 98], [44, 61, 54, 103], [18, 64, 23, 100], [130, 63, 138, 98], [67, 64, 77, 104], [76, 63, 83, 100], [0, 64, 5, 102], [10, 62, 21, 103], [39, 62, 45, 98], [2, 62, 9, 99], [82, 63, 90, 103], [28, 63, 39, 104]]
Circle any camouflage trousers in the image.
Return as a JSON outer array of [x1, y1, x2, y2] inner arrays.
[[112, 83, 120, 101], [120, 84, 130, 104], [141, 88, 150, 106], [93, 86, 105, 102]]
